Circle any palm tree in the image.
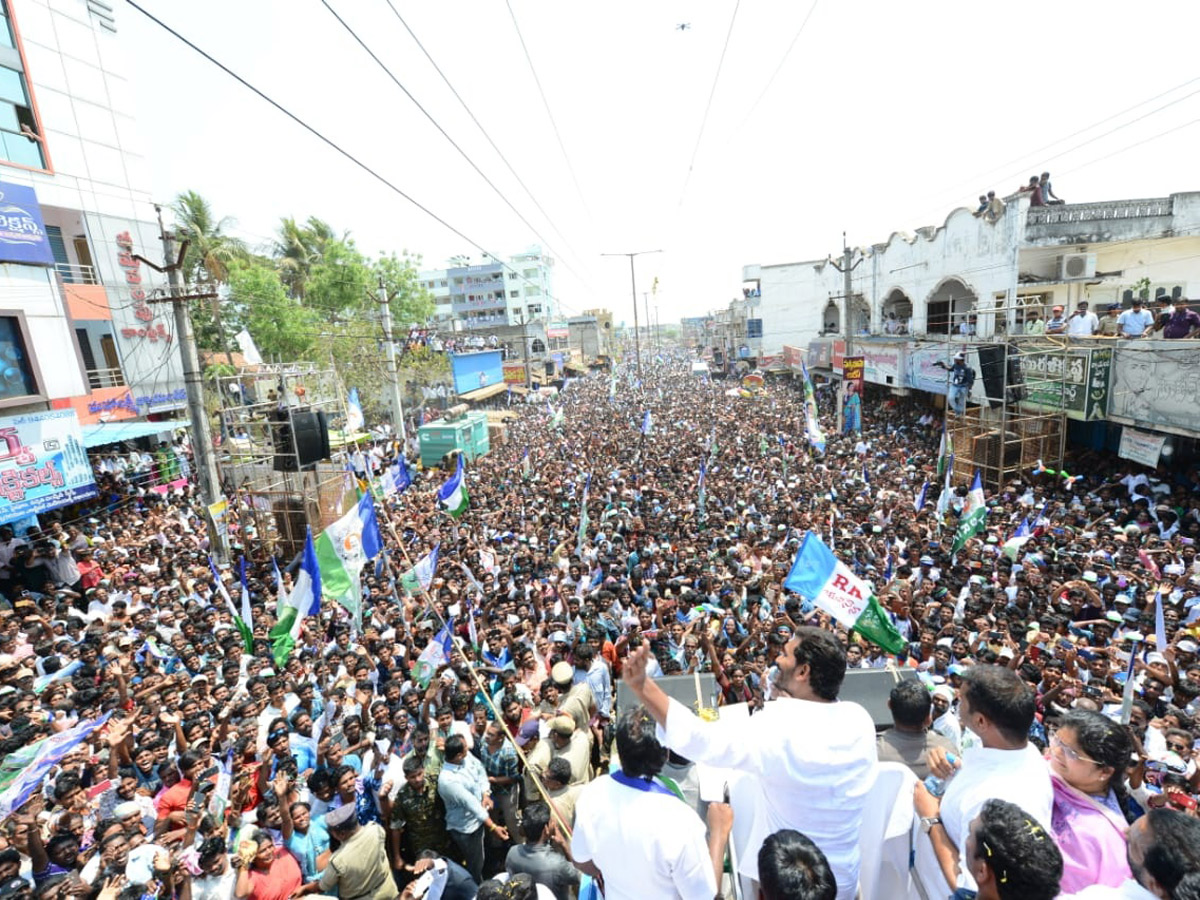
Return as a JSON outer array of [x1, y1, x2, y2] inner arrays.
[[170, 190, 247, 285], [271, 216, 345, 300]]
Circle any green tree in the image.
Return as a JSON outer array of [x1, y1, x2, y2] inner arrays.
[[374, 251, 434, 327], [305, 238, 372, 315], [170, 190, 247, 284], [229, 260, 320, 361], [273, 216, 342, 300]]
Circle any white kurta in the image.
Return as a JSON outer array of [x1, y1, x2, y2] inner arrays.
[[571, 774, 716, 900], [660, 695, 877, 900], [939, 743, 1053, 891], [1065, 879, 1158, 900]]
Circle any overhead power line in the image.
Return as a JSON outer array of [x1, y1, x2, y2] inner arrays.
[[320, 0, 596, 293], [123, 0, 583, 326], [380, 0, 597, 290], [737, 0, 819, 130], [503, 0, 594, 230], [676, 0, 742, 210]]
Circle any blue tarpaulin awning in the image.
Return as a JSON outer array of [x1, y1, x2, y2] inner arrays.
[[80, 420, 182, 448]]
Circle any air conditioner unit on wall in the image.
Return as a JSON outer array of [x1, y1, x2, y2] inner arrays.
[[1058, 253, 1097, 281]]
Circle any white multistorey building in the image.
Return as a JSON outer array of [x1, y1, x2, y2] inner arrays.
[[0, 0, 181, 435], [420, 245, 557, 333]]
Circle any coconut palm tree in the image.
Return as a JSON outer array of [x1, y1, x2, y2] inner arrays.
[[271, 215, 344, 300], [170, 190, 247, 285]]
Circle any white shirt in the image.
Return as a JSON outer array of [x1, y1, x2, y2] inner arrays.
[[571, 772, 715, 900], [940, 743, 1053, 891], [660, 695, 876, 900], [1065, 879, 1158, 900], [1067, 311, 1099, 335]]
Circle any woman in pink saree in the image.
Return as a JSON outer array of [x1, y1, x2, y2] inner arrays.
[[1048, 710, 1136, 894]]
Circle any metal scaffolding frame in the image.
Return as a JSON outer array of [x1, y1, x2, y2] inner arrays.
[[935, 301, 1076, 492], [211, 362, 356, 560]]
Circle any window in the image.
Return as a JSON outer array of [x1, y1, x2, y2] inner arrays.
[[0, 312, 42, 406], [509, 290, 518, 298], [530, 338, 545, 353], [524, 285, 540, 297], [0, 2, 46, 170]]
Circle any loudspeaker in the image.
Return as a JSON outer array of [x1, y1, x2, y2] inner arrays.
[[615, 673, 718, 718], [272, 409, 330, 471], [975, 344, 1006, 408], [841, 668, 921, 731]]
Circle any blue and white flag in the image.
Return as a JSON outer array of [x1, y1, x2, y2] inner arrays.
[[914, 481, 929, 513], [1002, 518, 1033, 560], [0, 712, 113, 818], [1155, 588, 1169, 655], [33, 659, 82, 694], [412, 624, 454, 687], [641, 410, 653, 436], [1119, 641, 1141, 724], [698, 459, 708, 521], [782, 532, 905, 654], [401, 544, 441, 595], [271, 526, 322, 666], [381, 457, 411, 497], [346, 387, 364, 433], [577, 474, 591, 547], [437, 455, 469, 518]]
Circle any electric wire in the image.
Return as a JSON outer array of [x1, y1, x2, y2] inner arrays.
[[122, 0, 584, 327], [736, 0, 819, 130], [379, 0, 599, 292], [676, 0, 742, 211], [319, 0, 597, 295], [503, 0, 594, 230]]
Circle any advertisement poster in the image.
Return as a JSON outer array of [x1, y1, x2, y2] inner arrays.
[[842, 356, 864, 433], [448, 350, 504, 395], [0, 409, 97, 524], [0, 181, 54, 266], [1018, 346, 1112, 421]]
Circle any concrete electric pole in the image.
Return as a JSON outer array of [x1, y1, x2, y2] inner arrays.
[[377, 277, 407, 443], [601, 250, 662, 383], [829, 235, 862, 434], [139, 205, 225, 558]]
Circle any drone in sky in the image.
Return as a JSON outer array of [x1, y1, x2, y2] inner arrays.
[[676, 22, 691, 31]]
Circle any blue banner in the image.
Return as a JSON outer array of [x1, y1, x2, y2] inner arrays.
[[0, 181, 54, 265], [0, 409, 98, 525]]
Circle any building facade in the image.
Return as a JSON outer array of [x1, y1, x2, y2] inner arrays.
[[0, 0, 182, 433]]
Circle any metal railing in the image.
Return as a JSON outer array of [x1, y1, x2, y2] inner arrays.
[[1026, 197, 1173, 226], [86, 366, 126, 389], [55, 263, 100, 285]]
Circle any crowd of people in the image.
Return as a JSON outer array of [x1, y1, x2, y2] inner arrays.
[[1, 353, 1200, 900]]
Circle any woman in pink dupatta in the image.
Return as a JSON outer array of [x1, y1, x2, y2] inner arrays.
[[1047, 710, 1135, 894]]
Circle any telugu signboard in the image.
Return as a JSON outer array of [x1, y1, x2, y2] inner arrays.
[[0, 409, 97, 525], [0, 181, 53, 266], [860, 343, 906, 387], [1018, 346, 1111, 421], [1107, 341, 1200, 437]]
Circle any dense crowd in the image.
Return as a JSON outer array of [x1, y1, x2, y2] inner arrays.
[[1, 354, 1199, 900]]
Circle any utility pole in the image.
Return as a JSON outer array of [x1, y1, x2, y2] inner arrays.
[[643, 292, 652, 353], [517, 309, 532, 390], [142, 205, 225, 558], [602, 250, 661, 382], [377, 277, 407, 443], [829, 234, 863, 434], [655, 305, 661, 348]]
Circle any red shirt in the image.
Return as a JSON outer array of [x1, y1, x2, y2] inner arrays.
[[246, 849, 302, 900]]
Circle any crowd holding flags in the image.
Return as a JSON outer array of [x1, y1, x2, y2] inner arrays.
[[209, 556, 253, 653], [270, 528, 322, 667], [315, 491, 383, 624], [380, 455, 411, 497], [400, 544, 440, 595]]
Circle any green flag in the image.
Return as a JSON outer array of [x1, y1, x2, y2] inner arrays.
[[951, 471, 987, 555]]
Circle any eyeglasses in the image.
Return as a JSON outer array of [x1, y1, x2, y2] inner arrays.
[[1050, 733, 1102, 766], [1166, 742, 1190, 753]]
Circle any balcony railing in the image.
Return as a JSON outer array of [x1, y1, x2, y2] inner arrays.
[[1025, 198, 1172, 226], [56, 263, 100, 285], [86, 366, 126, 389]]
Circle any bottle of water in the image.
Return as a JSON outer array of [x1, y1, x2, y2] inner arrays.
[[923, 753, 957, 797]]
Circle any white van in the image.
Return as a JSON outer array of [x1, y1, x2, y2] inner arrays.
[[690, 361, 710, 378]]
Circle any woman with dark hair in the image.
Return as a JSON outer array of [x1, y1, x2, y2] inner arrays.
[[1047, 709, 1135, 894]]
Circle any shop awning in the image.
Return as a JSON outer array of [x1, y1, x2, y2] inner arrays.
[[81, 420, 180, 448], [458, 382, 509, 403]]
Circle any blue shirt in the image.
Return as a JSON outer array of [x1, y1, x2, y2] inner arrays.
[[285, 817, 329, 881], [437, 755, 490, 834]]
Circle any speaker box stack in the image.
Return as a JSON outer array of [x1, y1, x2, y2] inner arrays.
[[271, 409, 331, 472]]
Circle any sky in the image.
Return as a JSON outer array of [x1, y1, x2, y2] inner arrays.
[[122, 0, 1200, 328]]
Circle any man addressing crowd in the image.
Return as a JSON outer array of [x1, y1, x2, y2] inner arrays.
[[622, 628, 878, 900]]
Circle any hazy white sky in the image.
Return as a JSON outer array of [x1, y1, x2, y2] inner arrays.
[[123, 0, 1200, 327]]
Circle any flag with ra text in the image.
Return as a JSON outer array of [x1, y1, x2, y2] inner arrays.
[[437, 454, 469, 518], [951, 471, 987, 555], [400, 544, 440, 595], [783, 531, 905, 654], [270, 527, 322, 667]]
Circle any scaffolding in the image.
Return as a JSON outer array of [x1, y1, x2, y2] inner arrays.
[[211, 362, 358, 560], [936, 303, 1080, 492]]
